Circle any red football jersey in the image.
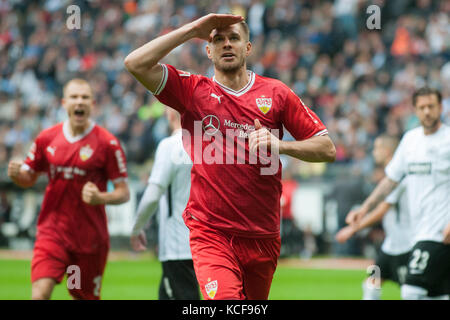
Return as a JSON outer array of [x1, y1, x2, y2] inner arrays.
[[154, 64, 327, 238], [24, 121, 128, 253]]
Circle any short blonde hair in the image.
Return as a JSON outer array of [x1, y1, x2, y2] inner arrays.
[[63, 78, 92, 97]]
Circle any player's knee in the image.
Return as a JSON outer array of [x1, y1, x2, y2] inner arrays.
[[32, 278, 55, 300], [401, 284, 428, 300], [31, 286, 52, 300]]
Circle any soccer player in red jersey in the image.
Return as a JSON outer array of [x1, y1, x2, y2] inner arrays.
[[7, 79, 130, 300], [124, 14, 335, 300]]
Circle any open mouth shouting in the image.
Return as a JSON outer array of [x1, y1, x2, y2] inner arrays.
[[73, 108, 87, 121]]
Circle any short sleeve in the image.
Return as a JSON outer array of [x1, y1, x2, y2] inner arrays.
[[23, 135, 47, 172], [152, 64, 197, 114], [385, 179, 406, 205], [281, 89, 328, 140], [148, 138, 174, 190], [105, 137, 128, 183], [385, 136, 407, 183]]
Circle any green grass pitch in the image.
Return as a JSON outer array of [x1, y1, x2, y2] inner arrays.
[[0, 255, 401, 300]]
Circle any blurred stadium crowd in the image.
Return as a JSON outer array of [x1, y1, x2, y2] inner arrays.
[[0, 0, 449, 255]]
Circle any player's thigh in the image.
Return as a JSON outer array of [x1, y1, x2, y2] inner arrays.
[[405, 241, 450, 296], [375, 250, 393, 282], [31, 237, 70, 285], [188, 219, 244, 300], [240, 236, 281, 300], [394, 251, 411, 285], [68, 246, 109, 300], [160, 260, 200, 300]]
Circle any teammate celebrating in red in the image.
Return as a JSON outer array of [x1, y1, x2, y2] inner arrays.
[[125, 14, 335, 300], [8, 79, 130, 300]]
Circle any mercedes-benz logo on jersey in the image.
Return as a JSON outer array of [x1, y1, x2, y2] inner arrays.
[[202, 115, 220, 135]]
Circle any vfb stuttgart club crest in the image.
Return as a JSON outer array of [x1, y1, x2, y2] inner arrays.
[[256, 96, 272, 114], [205, 280, 218, 299], [80, 144, 93, 161]]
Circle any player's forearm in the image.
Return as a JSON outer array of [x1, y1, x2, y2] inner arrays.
[[99, 183, 130, 205], [131, 184, 164, 236], [279, 135, 336, 163], [10, 170, 38, 188], [124, 23, 197, 72], [356, 202, 391, 231], [361, 177, 398, 214]]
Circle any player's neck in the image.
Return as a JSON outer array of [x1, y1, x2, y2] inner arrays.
[[68, 120, 91, 137], [423, 121, 441, 136], [171, 125, 181, 135], [383, 157, 393, 168], [214, 67, 249, 92]]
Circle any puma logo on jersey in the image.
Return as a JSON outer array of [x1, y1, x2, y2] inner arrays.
[[47, 146, 56, 156], [210, 93, 222, 104]]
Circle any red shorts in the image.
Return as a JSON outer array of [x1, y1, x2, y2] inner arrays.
[[186, 215, 280, 300], [31, 237, 109, 300]]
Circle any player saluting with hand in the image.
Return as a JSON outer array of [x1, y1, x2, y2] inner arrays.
[[125, 13, 335, 300], [8, 78, 130, 300]]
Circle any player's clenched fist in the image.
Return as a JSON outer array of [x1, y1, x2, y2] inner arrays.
[[8, 160, 23, 180], [345, 208, 366, 226], [248, 119, 280, 155], [82, 181, 104, 205]]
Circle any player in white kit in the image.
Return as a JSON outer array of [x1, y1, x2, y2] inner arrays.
[[346, 87, 450, 299], [337, 135, 413, 299], [130, 108, 200, 300]]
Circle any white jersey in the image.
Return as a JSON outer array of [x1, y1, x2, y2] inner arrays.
[[385, 124, 450, 244], [382, 179, 413, 255], [149, 130, 193, 261]]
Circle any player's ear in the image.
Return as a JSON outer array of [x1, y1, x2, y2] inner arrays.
[[245, 41, 252, 57], [61, 98, 68, 111], [205, 44, 213, 60]]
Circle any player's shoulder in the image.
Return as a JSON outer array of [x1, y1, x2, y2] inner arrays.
[[440, 123, 450, 134], [157, 132, 181, 152], [165, 63, 204, 80], [40, 123, 63, 135], [255, 73, 290, 91], [401, 126, 422, 141], [35, 123, 64, 143], [92, 124, 121, 145]]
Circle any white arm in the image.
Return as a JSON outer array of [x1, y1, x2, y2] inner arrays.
[[131, 183, 165, 236]]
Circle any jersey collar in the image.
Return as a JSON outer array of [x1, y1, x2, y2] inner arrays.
[[213, 71, 255, 97], [62, 120, 95, 144]]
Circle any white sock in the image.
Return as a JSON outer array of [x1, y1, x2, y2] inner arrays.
[[362, 279, 382, 300]]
